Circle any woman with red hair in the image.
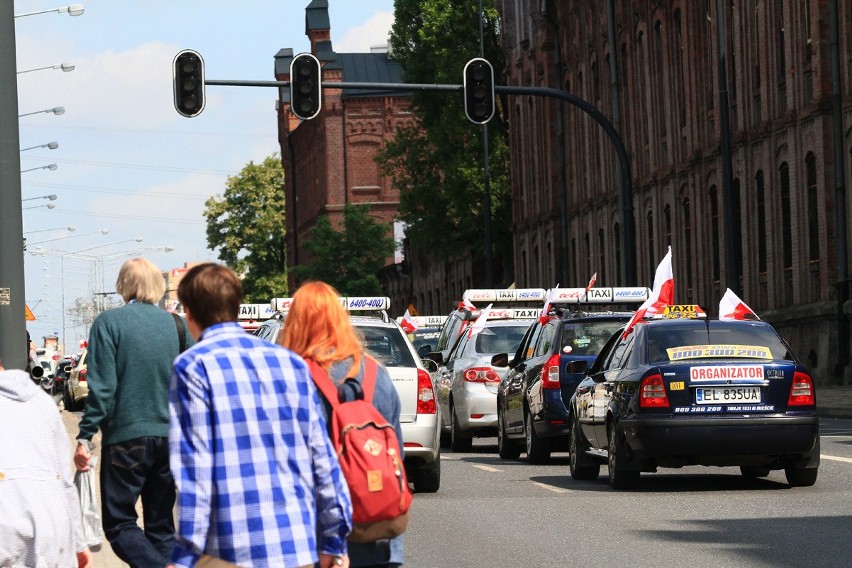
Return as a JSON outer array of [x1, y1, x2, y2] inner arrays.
[[282, 281, 405, 568]]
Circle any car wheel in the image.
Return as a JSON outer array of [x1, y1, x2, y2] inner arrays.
[[607, 422, 639, 489], [412, 457, 440, 493], [525, 412, 551, 465], [450, 406, 473, 452], [784, 466, 818, 487], [62, 383, 75, 411], [569, 421, 600, 480], [439, 430, 451, 449], [739, 465, 771, 478], [497, 410, 521, 460]]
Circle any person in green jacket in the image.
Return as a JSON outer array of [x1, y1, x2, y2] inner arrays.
[[73, 257, 191, 568]]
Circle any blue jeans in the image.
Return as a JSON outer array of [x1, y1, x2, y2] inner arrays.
[[100, 436, 176, 568]]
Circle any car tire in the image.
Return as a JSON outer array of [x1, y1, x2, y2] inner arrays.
[[739, 465, 771, 478], [62, 383, 76, 412], [450, 406, 473, 452], [784, 466, 818, 487], [607, 422, 639, 489], [412, 457, 441, 493], [569, 421, 600, 480], [497, 410, 521, 460], [439, 430, 451, 449], [525, 412, 551, 465]]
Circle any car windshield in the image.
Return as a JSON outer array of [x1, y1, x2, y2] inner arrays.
[[647, 321, 792, 363], [561, 320, 625, 356], [359, 325, 417, 368], [474, 324, 529, 354], [408, 328, 441, 353]]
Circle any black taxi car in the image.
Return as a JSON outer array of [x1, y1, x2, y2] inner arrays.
[[567, 305, 820, 489]]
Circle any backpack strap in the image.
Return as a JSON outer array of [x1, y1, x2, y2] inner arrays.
[[360, 355, 378, 404], [307, 356, 379, 406]]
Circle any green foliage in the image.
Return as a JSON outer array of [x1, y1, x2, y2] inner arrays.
[[290, 204, 396, 296], [204, 155, 288, 301], [379, 0, 512, 263]]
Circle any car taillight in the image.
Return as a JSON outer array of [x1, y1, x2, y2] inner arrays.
[[540, 353, 561, 390], [417, 369, 436, 414], [463, 367, 500, 382], [788, 371, 815, 406], [639, 373, 669, 408], [79, 369, 87, 383]]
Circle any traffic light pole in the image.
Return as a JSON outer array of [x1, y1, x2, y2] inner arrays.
[[204, 79, 638, 287]]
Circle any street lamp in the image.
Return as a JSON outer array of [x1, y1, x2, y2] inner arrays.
[[22, 194, 58, 202], [17, 63, 75, 74], [14, 4, 84, 18], [20, 163, 58, 173], [20, 141, 59, 152], [22, 203, 56, 211], [24, 225, 75, 236], [28, 228, 109, 248], [18, 106, 64, 118]]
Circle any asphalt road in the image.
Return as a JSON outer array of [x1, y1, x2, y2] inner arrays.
[[404, 420, 852, 568]]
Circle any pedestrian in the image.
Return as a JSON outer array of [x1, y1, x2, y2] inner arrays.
[[168, 263, 352, 568], [282, 280, 406, 568], [73, 257, 190, 568], [0, 359, 93, 568]]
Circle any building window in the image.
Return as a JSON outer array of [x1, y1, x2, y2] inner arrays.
[[780, 162, 792, 269], [647, 211, 655, 275], [733, 178, 742, 283], [710, 186, 720, 282], [674, 9, 687, 128], [598, 229, 606, 284], [664, 204, 672, 247], [614, 224, 622, 284], [776, 0, 786, 106], [584, 233, 591, 279], [683, 198, 693, 292], [756, 170, 767, 272], [806, 153, 819, 261]]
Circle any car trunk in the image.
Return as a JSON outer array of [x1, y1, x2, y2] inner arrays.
[[386, 365, 418, 423]]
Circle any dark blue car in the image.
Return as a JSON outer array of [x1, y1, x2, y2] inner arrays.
[[494, 311, 633, 464], [568, 307, 820, 489]]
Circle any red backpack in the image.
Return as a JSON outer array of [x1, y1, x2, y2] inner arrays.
[[307, 356, 413, 543]]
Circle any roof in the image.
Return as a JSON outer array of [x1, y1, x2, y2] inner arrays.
[[335, 52, 408, 98], [305, 0, 330, 32]]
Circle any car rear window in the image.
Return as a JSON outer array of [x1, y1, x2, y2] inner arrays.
[[561, 320, 625, 356], [474, 324, 529, 354], [647, 321, 792, 363], [358, 325, 416, 368]]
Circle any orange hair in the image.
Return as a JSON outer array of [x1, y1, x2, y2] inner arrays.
[[281, 281, 362, 376]]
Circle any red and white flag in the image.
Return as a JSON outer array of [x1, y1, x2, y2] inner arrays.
[[719, 288, 759, 320], [539, 284, 559, 323], [400, 309, 419, 333], [467, 303, 493, 338], [581, 272, 597, 301], [457, 298, 477, 311], [622, 246, 674, 338]]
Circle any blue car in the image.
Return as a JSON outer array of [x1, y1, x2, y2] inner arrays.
[[568, 306, 820, 489]]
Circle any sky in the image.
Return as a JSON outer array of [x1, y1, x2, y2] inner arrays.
[[14, 0, 395, 349]]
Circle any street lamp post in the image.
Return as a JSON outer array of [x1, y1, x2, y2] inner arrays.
[[24, 225, 75, 236], [17, 63, 75, 74], [22, 203, 56, 211], [22, 194, 58, 202], [20, 141, 59, 152], [14, 4, 84, 18], [20, 163, 58, 173], [18, 106, 64, 118]]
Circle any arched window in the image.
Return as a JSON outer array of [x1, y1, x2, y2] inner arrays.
[[780, 162, 792, 269], [756, 170, 767, 272], [733, 178, 743, 283], [710, 186, 720, 281], [806, 153, 819, 261], [674, 9, 687, 127], [664, 204, 672, 247], [647, 211, 655, 274], [584, 233, 591, 279], [683, 198, 693, 295], [598, 229, 606, 285], [614, 224, 622, 284]]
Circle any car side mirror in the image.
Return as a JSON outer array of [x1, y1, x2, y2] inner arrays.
[[417, 344, 432, 359], [490, 352, 509, 368], [421, 359, 438, 373], [565, 359, 589, 374], [426, 351, 445, 365]]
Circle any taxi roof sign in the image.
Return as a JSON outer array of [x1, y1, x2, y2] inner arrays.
[[653, 305, 707, 319], [396, 315, 448, 328], [270, 296, 390, 312], [238, 303, 276, 320], [547, 286, 650, 304], [462, 288, 546, 303]]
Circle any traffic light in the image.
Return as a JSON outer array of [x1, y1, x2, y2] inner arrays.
[[173, 50, 205, 118], [290, 53, 322, 120], [463, 58, 495, 124]]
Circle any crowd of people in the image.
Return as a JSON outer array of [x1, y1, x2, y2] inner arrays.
[[0, 258, 406, 568]]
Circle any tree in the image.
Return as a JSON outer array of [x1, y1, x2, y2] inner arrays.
[[290, 204, 395, 296], [378, 0, 512, 277], [204, 155, 288, 301]]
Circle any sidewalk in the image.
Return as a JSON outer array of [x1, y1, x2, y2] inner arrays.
[[816, 384, 852, 420]]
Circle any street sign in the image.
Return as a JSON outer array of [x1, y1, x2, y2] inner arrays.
[[25, 304, 35, 321]]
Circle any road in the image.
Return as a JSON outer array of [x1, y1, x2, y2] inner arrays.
[[404, 419, 852, 568]]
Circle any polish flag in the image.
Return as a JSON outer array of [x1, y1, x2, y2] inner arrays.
[[400, 309, 419, 333], [719, 288, 760, 320], [581, 273, 597, 301], [467, 303, 493, 338], [539, 284, 559, 323], [457, 298, 477, 311], [622, 246, 674, 338]]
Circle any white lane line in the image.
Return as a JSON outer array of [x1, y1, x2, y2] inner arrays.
[[470, 464, 502, 472], [821, 454, 852, 463], [531, 481, 568, 494]]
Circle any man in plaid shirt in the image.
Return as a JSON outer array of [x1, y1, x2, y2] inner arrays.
[[168, 263, 352, 568]]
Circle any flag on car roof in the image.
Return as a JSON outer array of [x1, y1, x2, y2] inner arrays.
[[467, 303, 493, 338], [622, 246, 674, 338], [719, 288, 760, 320], [581, 272, 597, 301], [400, 308, 419, 333], [539, 284, 559, 323], [457, 298, 477, 311]]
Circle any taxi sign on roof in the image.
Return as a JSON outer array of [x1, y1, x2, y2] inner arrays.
[[238, 303, 276, 320], [548, 286, 650, 304], [395, 315, 448, 328], [270, 296, 390, 312], [462, 288, 546, 303], [653, 305, 707, 319]]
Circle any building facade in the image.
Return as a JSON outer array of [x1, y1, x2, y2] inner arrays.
[[497, 1, 852, 384]]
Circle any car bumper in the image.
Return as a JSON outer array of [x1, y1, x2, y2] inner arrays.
[[620, 414, 820, 464], [402, 412, 440, 464], [456, 388, 497, 430], [533, 390, 571, 438]]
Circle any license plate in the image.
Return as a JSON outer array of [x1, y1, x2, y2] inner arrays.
[[695, 386, 761, 404]]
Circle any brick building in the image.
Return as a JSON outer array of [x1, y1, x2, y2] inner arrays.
[[497, 1, 852, 384], [276, 0, 414, 306]]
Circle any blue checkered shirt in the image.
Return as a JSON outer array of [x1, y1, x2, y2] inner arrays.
[[169, 322, 352, 568]]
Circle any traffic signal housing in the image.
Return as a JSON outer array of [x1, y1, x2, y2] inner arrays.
[[173, 50, 205, 118], [290, 53, 322, 120], [463, 58, 495, 125]]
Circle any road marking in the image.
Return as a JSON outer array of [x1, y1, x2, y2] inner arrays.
[[531, 481, 568, 493], [470, 464, 502, 472], [821, 454, 852, 464]]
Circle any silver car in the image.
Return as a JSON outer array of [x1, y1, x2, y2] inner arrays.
[[437, 319, 532, 451]]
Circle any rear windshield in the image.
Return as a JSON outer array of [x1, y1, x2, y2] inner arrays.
[[561, 320, 625, 356], [647, 321, 792, 363], [408, 328, 441, 353], [359, 325, 416, 368], [474, 324, 529, 354]]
